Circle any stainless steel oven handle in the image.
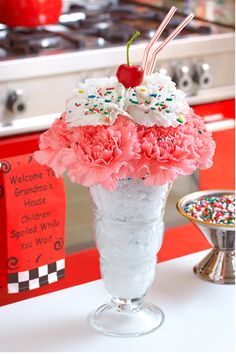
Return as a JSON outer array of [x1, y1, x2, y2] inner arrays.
[[0, 113, 59, 137], [203, 113, 224, 122], [0, 113, 235, 137], [205, 119, 235, 132]]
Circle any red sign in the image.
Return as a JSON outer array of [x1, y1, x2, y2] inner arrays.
[[0, 154, 65, 293]]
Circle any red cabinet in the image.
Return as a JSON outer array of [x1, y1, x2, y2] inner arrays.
[[0, 132, 40, 159], [192, 99, 235, 190]]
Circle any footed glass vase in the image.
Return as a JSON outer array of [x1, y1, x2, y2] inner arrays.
[[89, 179, 171, 337]]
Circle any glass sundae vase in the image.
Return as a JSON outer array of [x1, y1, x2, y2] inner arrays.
[[89, 180, 171, 336]]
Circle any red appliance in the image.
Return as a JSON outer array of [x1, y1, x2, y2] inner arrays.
[[193, 100, 235, 190], [0, 0, 62, 28]]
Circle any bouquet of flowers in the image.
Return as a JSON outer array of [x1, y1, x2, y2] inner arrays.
[[35, 103, 214, 190], [35, 74, 214, 190]]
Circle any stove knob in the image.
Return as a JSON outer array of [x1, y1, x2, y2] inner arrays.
[[173, 64, 193, 94], [193, 63, 211, 89], [6, 90, 26, 114]]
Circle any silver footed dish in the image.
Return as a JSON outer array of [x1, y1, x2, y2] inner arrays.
[[177, 190, 235, 285]]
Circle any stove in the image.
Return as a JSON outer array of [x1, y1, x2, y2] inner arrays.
[[0, 2, 226, 60], [0, 1, 234, 137]]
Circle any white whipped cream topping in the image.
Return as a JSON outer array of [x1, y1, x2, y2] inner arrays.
[[65, 73, 190, 128], [125, 72, 189, 127], [65, 77, 128, 127]]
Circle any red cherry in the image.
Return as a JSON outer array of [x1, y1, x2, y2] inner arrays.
[[116, 64, 144, 88], [116, 31, 144, 88]]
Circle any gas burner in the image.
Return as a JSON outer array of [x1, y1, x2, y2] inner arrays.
[[70, 1, 110, 14], [60, 10, 113, 31], [0, 27, 86, 55], [159, 17, 212, 35], [100, 24, 135, 43], [59, 12, 86, 29], [82, 12, 112, 27], [138, 26, 171, 40], [0, 1, 222, 61], [110, 4, 137, 15], [111, 7, 161, 22]]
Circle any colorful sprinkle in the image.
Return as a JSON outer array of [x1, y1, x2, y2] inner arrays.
[[184, 195, 235, 225], [97, 88, 103, 96], [177, 117, 184, 124], [130, 99, 139, 104]]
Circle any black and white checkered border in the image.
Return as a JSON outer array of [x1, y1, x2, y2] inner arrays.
[[8, 259, 65, 294]]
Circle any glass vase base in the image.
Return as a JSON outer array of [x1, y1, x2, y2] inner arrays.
[[89, 302, 164, 337]]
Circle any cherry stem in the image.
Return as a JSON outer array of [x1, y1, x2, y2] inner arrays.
[[126, 31, 140, 66]]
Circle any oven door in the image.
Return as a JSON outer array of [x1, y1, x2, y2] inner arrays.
[[193, 99, 235, 190], [0, 98, 234, 253]]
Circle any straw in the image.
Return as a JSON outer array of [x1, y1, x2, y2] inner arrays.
[[147, 13, 195, 75], [142, 6, 177, 75]]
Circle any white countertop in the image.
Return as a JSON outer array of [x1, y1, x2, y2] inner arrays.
[[0, 250, 234, 352]]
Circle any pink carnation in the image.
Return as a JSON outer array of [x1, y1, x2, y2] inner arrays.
[[34, 113, 73, 176], [62, 115, 139, 190], [129, 109, 215, 185], [35, 109, 215, 189], [183, 109, 215, 169]]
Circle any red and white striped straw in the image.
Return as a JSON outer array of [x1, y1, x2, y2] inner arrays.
[[147, 13, 195, 75], [142, 6, 177, 75]]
